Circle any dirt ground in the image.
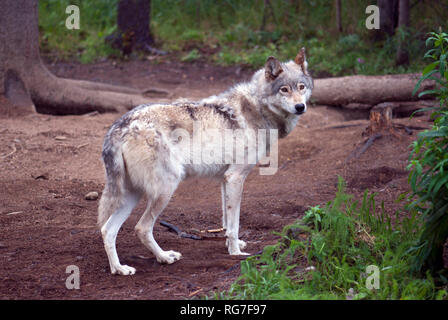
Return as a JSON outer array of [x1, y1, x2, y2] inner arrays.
[[0, 58, 442, 299]]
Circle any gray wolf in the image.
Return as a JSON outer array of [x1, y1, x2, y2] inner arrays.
[[98, 49, 313, 275]]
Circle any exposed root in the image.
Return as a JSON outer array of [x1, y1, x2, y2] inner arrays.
[[345, 134, 383, 163]]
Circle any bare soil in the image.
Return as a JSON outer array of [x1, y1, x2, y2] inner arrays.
[[0, 59, 443, 299]]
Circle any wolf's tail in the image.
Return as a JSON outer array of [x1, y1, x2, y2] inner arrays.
[[97, 136, 127, 228]]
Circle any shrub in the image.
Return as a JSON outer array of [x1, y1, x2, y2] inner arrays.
[[408, 30, 448, 274], [216, 178, 446, 300]]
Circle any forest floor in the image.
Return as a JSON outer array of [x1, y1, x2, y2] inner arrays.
[[0, 59, 442, 299]]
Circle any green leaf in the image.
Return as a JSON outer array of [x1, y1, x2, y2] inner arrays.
[[440, 53, 447, 77], [433, 174, 448, 194], [418, 89, 440, 98], [413, 69, 439, 95], [424, 48, 439, 59], [410, 107, 441, 118], [422, 62, 439, 75], [417, 130, 446, 138], [426, 37, 437, 47]]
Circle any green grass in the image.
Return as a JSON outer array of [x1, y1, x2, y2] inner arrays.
[[38, 1, 447, 75], [213, 178, 448, 300], [38, 0, 120, 63]]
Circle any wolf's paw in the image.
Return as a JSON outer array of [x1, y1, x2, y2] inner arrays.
[[226, 239, 247, 251], [238, 240, 247, 250], [157, 250, 182, 264], [229, 249, 250, 256], [111, 264, 136, 276]]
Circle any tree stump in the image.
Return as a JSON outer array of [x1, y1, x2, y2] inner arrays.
[[366, 103, 393, 135]]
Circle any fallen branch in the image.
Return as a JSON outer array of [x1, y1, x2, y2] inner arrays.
[[346, 133, 383, 163], [159, 220, 202, 240]]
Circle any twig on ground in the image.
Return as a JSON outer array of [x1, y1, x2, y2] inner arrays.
[[5, 211, 23, 216], [142, 88, 169, 97], [83, 111, 99, 117], [76, 143, 90, 149], [1, 143, 16, 158], [206, 228, 224, 233], [188, 288, 203, 297]]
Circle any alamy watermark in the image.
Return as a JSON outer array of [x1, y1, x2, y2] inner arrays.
[[65, 265, 80, 290], [365, 265, 380, 290], [65, 5, 80, 30], [366, 5, 380, 30], [168, 121, 279, 175]]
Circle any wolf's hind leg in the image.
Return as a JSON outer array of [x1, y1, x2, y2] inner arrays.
[[135, 183, 182, 264], [100, 191, 141, 275]]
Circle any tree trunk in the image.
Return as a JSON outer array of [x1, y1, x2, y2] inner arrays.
[[335, 0, 342, 33], [106, 0, 165, 55], [312, 73, 435, 106], [118, 0, 154, 48], [260, 0, 277, 31], [0, 0, 149, 115], [396, 0, 411, 66], [373, 0, 399, 40]]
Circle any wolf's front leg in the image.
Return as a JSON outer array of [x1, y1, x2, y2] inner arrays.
[[222, 172, 250, 255]]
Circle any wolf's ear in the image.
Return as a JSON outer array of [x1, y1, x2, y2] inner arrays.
[[294, 47, 309, 75], [265, 56, 283, 81]]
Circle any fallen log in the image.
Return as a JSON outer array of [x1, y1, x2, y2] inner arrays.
[[313, 73, 435, 106]]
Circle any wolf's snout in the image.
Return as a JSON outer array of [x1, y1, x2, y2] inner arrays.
[[295, 104, 306, 115]]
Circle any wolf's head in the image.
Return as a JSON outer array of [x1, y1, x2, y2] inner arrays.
[[257, 48, 313, 116]]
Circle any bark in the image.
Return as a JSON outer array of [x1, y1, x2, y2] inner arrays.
[[396, 0, 411, 66], [335, 0, 342, 33], [379, 0, 398, 35], [373, 0, 399, 41], [312, 73, 435, 106], [106, 0, 165, 55], [260, 0, 277, 31], [366, 104, 393, 135], [0, 0, 149, 115], [118, 0, 154, 48]]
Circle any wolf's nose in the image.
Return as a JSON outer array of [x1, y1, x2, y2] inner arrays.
[[295, 104, 306, 114]]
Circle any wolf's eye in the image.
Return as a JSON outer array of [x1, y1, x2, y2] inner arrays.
[[298, 84, 306, 90], [280, 86, 289, 93]]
